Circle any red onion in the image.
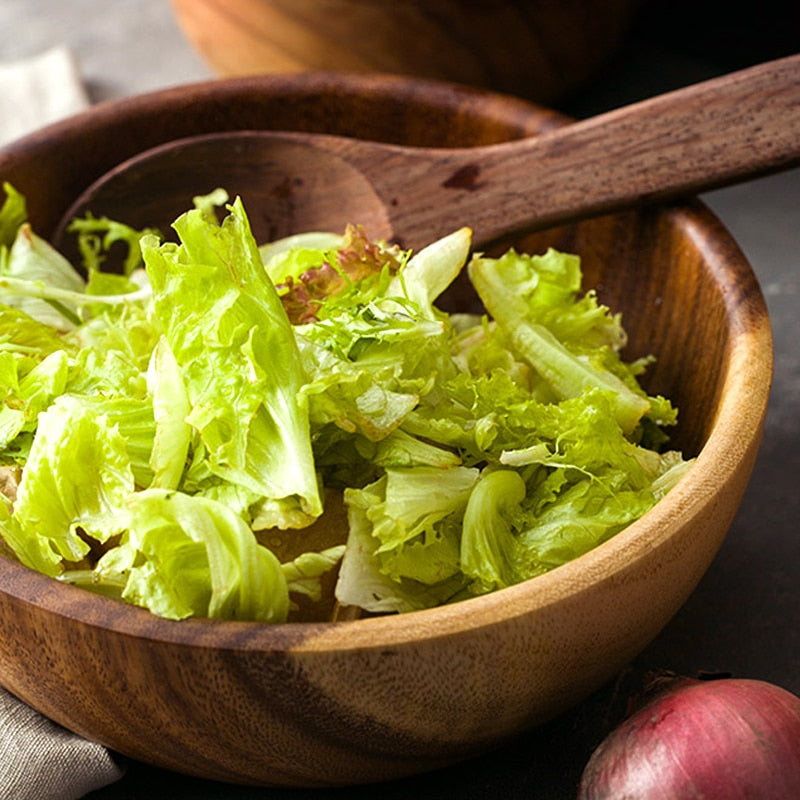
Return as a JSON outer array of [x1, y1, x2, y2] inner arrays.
[[578, 677, 800, 799]]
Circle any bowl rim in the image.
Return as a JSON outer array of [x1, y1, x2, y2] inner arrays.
[[0, 74, 774, 655]]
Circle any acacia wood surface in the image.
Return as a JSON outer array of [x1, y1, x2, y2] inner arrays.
[[169, 0, 641, 104], [56, 56, 800, 254]]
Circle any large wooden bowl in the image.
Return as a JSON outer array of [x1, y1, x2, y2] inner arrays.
[[0, 73, 772, 787], [170, 0, 642, 104]]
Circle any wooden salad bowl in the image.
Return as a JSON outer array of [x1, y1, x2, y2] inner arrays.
[[0, 72, 772, 787]]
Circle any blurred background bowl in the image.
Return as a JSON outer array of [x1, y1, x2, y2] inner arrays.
[[169, 0, 642, 104], [0, 71, 771, 787]]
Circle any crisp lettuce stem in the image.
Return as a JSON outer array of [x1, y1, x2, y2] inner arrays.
[[461, 469, 526, 591], [507, 321, 649, 434], [468, 257, 649, 434], [0, 276, 150, 307]]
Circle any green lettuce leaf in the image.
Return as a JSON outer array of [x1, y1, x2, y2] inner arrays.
[[146, 336, 191, 490], [336, 474, 468, 614], [336, 466, 478, 611], [460, 469, 535, 592], [66, 212, 158, 276], [468, 249, 651, 434], [3, 395, 135, 575], [0, 303, 68, 360], [297, 335, 419, 443], [0, 183, 27, 248], [68, 394, 156, 488], [0, 349, 69, 455], [384, 226, 471, 320], [528, 477, 634, 566], [142, 196, 322, 528], [79, 488, 290, 622], [282, 544, 345, 603], [64, 302, 159, 400], [1, 224, 86, 328]]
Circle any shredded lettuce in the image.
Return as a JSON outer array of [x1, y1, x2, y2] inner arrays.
[[0, 184, 692, 622]]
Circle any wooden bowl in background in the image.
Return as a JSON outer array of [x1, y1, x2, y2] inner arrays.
[[170, 0, 642, 104], [0, 72, 771, 787]]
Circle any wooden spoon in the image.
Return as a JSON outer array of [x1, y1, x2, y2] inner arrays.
[[56, 55, 800, 252]]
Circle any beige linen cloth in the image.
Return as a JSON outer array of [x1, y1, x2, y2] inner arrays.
[[0, 45, 89, 146], [1, 46, 126, 799]]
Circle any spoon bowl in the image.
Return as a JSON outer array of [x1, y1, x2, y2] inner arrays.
[[56, 132, 393, 253]]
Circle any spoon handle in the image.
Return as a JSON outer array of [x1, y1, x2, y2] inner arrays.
[[336, 54, 800, 247]]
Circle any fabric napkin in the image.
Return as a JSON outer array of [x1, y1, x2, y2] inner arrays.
[[0, 45, 90, 147], [0, 689, 126, 799], [1, 46, 124, 799]]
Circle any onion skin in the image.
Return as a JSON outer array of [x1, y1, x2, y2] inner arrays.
[[578, 678, 800, 799]]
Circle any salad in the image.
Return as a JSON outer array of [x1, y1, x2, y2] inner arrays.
[[0, 183, 691, 623]]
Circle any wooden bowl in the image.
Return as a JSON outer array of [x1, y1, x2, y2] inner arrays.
[[170, 0, 642, 104], [0, 72, 772, 787]]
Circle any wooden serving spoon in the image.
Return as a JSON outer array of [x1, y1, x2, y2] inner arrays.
[[56, 55, 800, 252]]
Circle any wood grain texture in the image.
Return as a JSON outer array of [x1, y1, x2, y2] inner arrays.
[[0, 72, 772, 786], [55, 56, 800, 253], [169, 0, 641, 104]]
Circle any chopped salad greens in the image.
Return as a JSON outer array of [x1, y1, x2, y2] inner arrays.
[[0, 182, 692, 622]]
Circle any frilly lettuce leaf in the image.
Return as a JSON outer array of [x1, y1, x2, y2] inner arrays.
[[336, 473, 470, 614], [0, 182, 27, 248], [384, 226, 472, 320], [0, 349, 69, 456], [268, 223, 406, 325], [260, 230, 346, 285], [65, 394, 156, 489], [366, 466, 479, 560], [64, 301, 159, 400], [282, 544, 346, 604], [0, 304, 68, 363], [336, 466, 478, 612], [1, 224, 86, 328], [66, 212, 158, 277], [370, 428, 462, 469], [472, 247, 625, 348], [460, 469, 533, 592], [3, 395, 134, 575], [468, 249, 652, 434], [82, 489, 290, 622], [142, 196, 322, 528]]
